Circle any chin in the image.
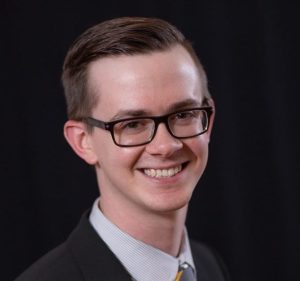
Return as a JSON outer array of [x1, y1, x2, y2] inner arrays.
[[142, 191, 192, 214]]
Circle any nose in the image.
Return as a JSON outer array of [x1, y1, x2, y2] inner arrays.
[[145, 123, 183, 156]]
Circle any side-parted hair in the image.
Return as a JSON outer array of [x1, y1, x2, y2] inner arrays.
[[62, 17, 210, 121]]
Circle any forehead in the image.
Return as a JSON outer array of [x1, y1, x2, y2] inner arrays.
[[87, 45, 203, 117]]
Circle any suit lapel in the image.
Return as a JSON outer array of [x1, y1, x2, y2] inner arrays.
[[66, 211, 132, 281], [190, 240, 229, 281]]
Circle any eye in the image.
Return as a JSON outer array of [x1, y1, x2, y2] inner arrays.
[[115, 119, 152, 135], [175, 111, 194, 119], [119, 120, 144, 131], [123, 121, 141, 129], [169, 110, 201, 126]]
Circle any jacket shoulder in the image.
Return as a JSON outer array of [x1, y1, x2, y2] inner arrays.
[[15, 243, 83, 281], [190, 240, 230, 281]]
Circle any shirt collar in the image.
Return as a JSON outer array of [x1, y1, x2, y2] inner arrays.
[[89, 198, 195, 281]]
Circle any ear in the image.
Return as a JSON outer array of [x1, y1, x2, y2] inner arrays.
[[63, 120, 98, 165], [206, 98, 215, 141]]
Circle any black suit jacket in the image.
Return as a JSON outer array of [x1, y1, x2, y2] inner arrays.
[[15, 211, 230, 281]]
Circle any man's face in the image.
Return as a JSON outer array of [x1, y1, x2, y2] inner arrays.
[[86, 45, 213, 215]]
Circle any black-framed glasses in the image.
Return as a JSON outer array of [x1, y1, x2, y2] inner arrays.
[[84, 106, 213, 147]]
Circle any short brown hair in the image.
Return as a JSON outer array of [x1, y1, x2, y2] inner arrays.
[[62, 17, 210, 120]]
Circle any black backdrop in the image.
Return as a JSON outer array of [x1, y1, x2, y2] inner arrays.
[[2, 1, 299, 281]]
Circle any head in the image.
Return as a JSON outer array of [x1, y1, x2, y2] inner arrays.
[[62, 17, 211, 123], [63, 17, 214, 218]]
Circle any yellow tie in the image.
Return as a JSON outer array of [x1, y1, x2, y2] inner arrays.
[[174, 262, 195, 281], [175, 270, 184, 281]]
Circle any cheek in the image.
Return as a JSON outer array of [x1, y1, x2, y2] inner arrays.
[[96, 142, 144, 171], [116, 147, 145, 169], [188, 136, 210, 163]]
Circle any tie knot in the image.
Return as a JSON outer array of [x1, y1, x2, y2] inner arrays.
[[175, 262, 196, 281]]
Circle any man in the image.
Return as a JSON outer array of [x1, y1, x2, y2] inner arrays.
[[16, 17, 229, 281]]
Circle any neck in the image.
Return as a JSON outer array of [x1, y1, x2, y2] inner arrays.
[[99, 197, 188, 257]]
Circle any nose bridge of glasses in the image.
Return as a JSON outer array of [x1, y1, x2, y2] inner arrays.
[[146, 117, 183, 154], [150, 115, 178, 143], [152, 114, 175, 137]]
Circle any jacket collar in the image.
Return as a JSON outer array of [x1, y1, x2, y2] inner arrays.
[[66, 210, 132, 281]]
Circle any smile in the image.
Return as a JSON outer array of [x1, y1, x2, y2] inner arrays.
[[143, 165, 182, 178]]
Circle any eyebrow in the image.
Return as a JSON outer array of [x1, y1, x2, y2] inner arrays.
[[110, 109, 152, 121], [166, 99, 202, 112], [110, 98, 203, 121]]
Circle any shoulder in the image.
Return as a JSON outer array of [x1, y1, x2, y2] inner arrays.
[[15, 242, 83, 281], [190, 240, 231, 281], [14, 210, 131, 281]]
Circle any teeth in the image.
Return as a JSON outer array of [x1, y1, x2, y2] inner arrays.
[[144, 165, 182, 178]]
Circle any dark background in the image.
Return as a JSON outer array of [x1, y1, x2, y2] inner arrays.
[[2, 1, 299, 280]]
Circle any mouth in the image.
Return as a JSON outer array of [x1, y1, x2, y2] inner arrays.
[[143, 163, 188, 178]]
